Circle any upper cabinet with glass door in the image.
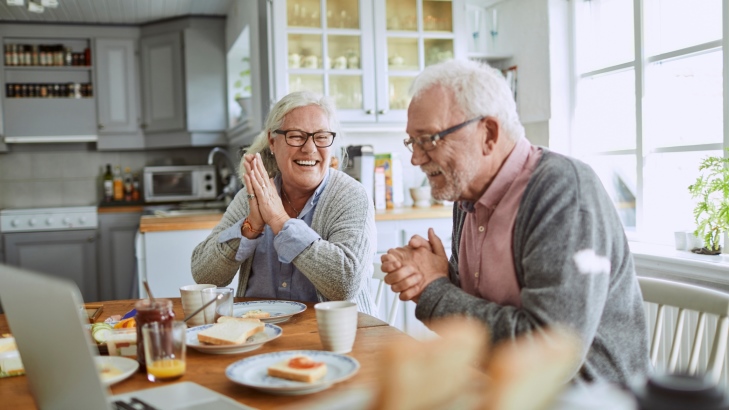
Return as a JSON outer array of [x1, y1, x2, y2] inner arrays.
[[270, 0, 466, 126]]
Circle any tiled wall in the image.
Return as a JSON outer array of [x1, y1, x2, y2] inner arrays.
[[0, 144, 213, 209]]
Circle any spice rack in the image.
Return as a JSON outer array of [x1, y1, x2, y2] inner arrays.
[[1, 36, 96, 138]]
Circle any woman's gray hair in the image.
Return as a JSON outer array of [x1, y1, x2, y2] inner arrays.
[[241, 90, 343, 180], [409, 59, 524, 142]]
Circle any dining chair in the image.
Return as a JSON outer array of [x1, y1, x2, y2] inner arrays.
[[638, 276, 729, 384], [373, 262, 401, 326]]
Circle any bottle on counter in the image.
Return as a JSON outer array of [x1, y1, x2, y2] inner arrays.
[[123, 167, 133, 202], [103, 164, 113, 202], [113, 166, 124, 201], [132, 173, 141, 202]]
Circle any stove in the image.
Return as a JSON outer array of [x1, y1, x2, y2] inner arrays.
[[0, 206, 100, 303], [0, 206, 98, 233]]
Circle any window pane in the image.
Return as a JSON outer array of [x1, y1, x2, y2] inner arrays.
[[328, 35, 361, 70], [574, 69, 636, 155], [289, 74, 323, 94], [288, 0, 322, 28], [288, 34, 323, 69], [575, 0, 634, 73], [386, 0, 417, 31], [327, 0, 359, 29], [387, 37, 419, 71], [586, 154, 636, 230], [644, 0, 721, 56], [644, 50, 723, 150], [329, 75, 362, 109], [389, 76, 414, 110], [642, 150, 722, 245], [424, 39, 454, 67], [423, 0, 453, 33]]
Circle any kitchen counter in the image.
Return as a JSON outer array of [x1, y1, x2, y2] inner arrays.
[[138, 204, 453, 233]]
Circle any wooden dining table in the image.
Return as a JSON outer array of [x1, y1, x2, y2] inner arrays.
[[0, 298, 414, 409]]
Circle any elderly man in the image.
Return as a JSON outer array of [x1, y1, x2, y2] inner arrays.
[[381, 59, 649, 383]]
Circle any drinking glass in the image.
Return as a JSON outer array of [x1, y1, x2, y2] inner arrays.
[[142, 321, 186, 382]]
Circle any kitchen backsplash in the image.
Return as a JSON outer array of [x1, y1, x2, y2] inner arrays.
[[0, 131, 427, 210], [0, 145, 211, 209]]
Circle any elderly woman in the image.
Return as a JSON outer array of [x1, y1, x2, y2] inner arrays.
[[191, 91, 376, 315]]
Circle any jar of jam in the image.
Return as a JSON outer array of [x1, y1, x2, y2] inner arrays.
[[134, 299, 174, 370]]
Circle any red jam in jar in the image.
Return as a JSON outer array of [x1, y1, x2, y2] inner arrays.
[[134, 299, 174, 370]]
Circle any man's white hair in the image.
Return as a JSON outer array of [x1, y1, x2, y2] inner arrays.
[[409, 59, 524, 142]]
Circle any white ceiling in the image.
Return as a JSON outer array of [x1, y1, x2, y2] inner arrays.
[[0, 0, 234, 25]]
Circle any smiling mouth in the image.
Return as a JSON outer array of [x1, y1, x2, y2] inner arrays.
[[294, 160, 319, 166], [423, 168, 442, 177]]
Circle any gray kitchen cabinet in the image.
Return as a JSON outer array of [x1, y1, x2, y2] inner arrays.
[[95, 38, 144, 150], [3, 230, 99, 302], [140, 18, 227, 148], [98, 211, 141, 301]]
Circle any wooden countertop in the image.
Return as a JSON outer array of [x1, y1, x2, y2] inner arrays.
[[138, 205, 453, 233]]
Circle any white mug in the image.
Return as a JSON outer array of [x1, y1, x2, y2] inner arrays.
[[334, 56, 347, 69], [289, 53, 301, 68], [303, 55, 318, 68], [315, 301, 358, 353], [180, 284, 216, 327]]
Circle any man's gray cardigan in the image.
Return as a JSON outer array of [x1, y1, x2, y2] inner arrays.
[[192, 169, 377, 316], [415, 149, 650, 383]]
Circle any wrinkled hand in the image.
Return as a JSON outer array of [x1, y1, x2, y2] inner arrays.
[[381, 228, 449, 302], [243, 153, 288, 233]]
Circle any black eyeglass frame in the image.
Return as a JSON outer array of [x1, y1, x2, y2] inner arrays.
[[274, 129, 337, 148], [403, 116, 485, 152]]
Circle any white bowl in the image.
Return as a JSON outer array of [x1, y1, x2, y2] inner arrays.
[[410, 186, 432, 208]]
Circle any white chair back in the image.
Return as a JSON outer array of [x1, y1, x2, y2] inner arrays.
[[638, 276, 729, 384], [373, 262, 401, 326]]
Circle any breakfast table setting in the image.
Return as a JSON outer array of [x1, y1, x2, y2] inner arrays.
[[0, 296, 413, 409]]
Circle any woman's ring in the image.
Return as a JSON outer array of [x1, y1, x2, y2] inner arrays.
[[246, 193, 256, 200]]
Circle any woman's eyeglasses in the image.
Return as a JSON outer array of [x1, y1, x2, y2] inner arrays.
[[274, 129, 336, 148]]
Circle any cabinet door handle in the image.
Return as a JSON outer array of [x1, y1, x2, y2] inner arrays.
[[87, 236, 96, 243], [98, 124, 104, 130], [378, 109, 388, 115], [365, 109, 373, 115], [141, 123, 147, 129]]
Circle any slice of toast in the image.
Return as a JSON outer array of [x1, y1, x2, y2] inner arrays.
[[267, 355, 327, 383], [197, 320, 265, 345], [242, 309, 271, 319]]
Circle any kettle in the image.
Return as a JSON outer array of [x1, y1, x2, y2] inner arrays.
[[343, 145, 375, 204]]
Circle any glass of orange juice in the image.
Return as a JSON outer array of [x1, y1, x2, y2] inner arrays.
[[141, 321, 187, 382]]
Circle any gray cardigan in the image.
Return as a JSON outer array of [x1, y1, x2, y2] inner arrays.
[[191, 169, 377, 316], [415, 149, 650, 383]]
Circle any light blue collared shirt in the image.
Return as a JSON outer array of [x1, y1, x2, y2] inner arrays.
[[217, 171, 330, 302]]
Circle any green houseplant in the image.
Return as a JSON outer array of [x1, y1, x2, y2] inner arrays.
[[233, 57, 252, 123], [688, 153, 729, 254]]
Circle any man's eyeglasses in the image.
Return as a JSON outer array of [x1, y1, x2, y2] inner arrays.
[[403, 116, 484, 152], [274, 129, 337, 148]]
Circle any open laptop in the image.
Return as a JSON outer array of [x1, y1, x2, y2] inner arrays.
[[0, 263, 252, 410]]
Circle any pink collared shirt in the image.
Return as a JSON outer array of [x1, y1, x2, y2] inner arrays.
[[458, 137, 542, 307]]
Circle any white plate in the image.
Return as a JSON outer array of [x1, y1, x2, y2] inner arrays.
[[186, 323, 283, 354], [96, 356, 138, 386], [233, 301, 307, 324], [226, 350, 360, 395]]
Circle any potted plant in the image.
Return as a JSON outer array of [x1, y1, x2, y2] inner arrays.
[[688, 153, 729, 255], [233, 57, 252, 123]]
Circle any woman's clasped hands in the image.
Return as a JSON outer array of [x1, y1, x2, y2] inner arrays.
[[242, 153, 290, 236]]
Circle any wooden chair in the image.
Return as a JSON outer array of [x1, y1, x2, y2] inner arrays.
[[638, 276, 729, 384], [373, 262, 401, 326]]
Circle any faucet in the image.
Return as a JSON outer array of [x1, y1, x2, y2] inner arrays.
[[207, 147, 241, 204]]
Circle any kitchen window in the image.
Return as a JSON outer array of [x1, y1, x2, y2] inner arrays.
[[571, 0, 725, 246]]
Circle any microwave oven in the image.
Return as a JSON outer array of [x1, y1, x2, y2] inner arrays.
[[143, 165, 217, 202]]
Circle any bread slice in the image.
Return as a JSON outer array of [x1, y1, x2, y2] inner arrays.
[[197, 320, 265, 345], [217, 316, 262, 324], [0, 337, 16, 354], [267, 355, 327, 383], [242, 309, 271, 319]]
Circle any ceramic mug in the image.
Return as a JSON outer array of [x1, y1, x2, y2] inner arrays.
[[288, 53, 301, 68], [334, 56, 347, 69]]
